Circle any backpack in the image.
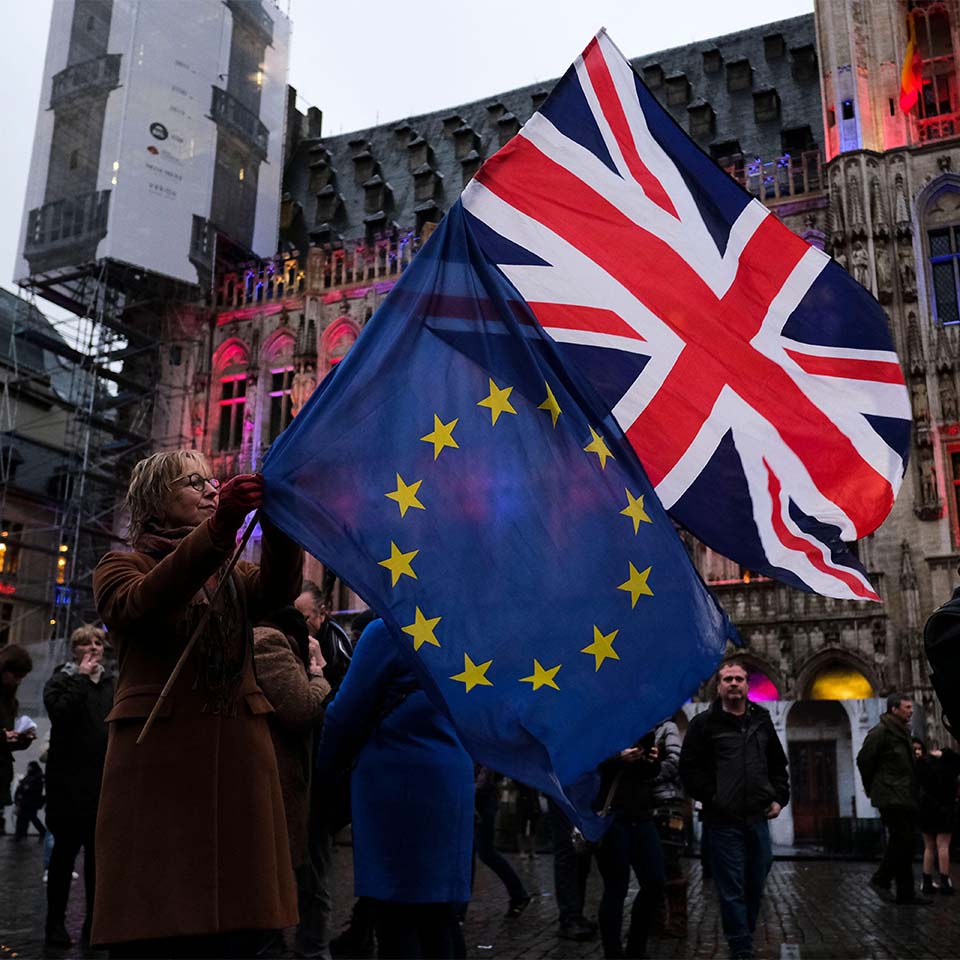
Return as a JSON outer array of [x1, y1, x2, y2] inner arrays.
[[923, 587, 960, 736]]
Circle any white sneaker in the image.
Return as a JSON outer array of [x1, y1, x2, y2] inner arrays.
[[42, 870, 48, 883]]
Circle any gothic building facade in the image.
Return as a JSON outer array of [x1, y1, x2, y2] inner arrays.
[[149, 1, 960, 845]]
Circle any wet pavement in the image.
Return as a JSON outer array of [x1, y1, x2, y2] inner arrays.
[[2, 832, 960, 958]]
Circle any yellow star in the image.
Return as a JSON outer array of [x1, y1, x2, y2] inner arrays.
[[621, 489, 653, 534], [519, 659, 562, 691], [538, 382, 562, 428], [450, 653, 494, 692], [420, 415, 459, 460], [618, 562, 654, 608], [477, 378, 517, 425], [385, 474, 425, 518], [402, 607, 441, 651], [377, 541, 419, 587], [584, 426, 615, 469], [581, 625, 620, 671]]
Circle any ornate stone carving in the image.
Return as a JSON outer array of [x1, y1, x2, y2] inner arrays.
[[898, 248, 917, 301], [900, 541, 921, 632], [915, 449, 942, 521], [940, 371, 958, 422], [906, 312, 925, 374], [875, 243, 893, 303], [911, 379, 929, 424], [851, 241, 870, 289], [290, 362, 316, 417], [847, 168, 866, 233]]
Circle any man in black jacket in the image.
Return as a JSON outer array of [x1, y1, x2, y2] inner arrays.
[[680, 659, 789, 960]]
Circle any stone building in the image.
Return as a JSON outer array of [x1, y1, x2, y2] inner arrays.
[[149, 2, 960, 846]]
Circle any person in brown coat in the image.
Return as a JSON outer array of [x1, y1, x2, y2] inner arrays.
[[91, 450, 302, 957], [253, 608, 330, 956]]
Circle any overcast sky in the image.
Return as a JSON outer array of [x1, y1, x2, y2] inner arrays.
[[2, 0, 813, 321]]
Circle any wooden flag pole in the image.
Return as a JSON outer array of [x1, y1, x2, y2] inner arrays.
[[136, 510, 261, 745]]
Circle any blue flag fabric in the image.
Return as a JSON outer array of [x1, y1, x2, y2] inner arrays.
[[262, 201, 731, 835]]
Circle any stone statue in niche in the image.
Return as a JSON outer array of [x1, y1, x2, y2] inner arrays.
[[848, 172, 865, 228], [898, 249, 917, 300], [290, 363, 317, 417], [875, 244, 893, 302], [940, 373, 958, 422], [851, 242, 870, 288], [833, 246, 848, 272], [911, 380, 929, 422], [872, 619, 887, 655], [919, 454, 937, 505]]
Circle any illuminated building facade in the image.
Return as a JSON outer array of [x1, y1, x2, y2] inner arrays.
[[147, 2, 960, 846]]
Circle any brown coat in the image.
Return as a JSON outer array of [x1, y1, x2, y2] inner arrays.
[[252, 627, 330, 867], [90, 519, 302, 945]]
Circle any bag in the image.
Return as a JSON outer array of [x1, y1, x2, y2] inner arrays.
[[314, 680, 419, 834], [923, 590, 960, 736], [569, 769, 624, 855]]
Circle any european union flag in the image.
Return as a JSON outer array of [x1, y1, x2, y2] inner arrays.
[[262, 201, 732, 834]]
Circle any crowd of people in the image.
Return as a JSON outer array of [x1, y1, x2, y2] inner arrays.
[[0, 455, 958, 960]]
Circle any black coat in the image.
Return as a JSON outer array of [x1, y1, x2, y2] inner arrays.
[[679, 700, 790, 825], [917, 749, 960, 808], [43, 665, 114, 821]]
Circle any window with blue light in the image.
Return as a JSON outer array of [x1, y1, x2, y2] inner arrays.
[[930, 226, 960, 325]]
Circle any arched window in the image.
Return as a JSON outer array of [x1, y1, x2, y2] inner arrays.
[[924, 184, 960, 325], [806, 662, 875, 700], [213, 340, 249, 453], [263, 332, 296, 445]]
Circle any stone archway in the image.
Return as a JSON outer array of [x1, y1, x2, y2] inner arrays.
[[795, 648, 880, 701]]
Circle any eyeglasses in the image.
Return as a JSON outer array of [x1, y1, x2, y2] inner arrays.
[[170, 473, 221, 493]]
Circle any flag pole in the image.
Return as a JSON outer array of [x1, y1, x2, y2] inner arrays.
[[136, 510, 261, 745]]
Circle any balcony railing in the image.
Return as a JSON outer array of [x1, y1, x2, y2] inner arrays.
[[50, 54, 121, 109], [722, 150, 823, 202], [709, 573, 884, 623], [214, 231, 420, 309], [210, 86, 269, 160], [919, 112, 960, 143], [24, 190, 110, 258]]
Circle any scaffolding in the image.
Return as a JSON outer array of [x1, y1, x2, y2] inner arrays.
[[4, 260, 196, 696]]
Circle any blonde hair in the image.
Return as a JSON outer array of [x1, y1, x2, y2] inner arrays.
[[126, 450, 211, 546], [70, 624, 106, 650]]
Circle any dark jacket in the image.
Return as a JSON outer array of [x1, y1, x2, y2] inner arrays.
[[14, 766, 44, 809], [917, 749, 960, 809], [599, 742, 662, 820], [679, 700, 790, 825], [856, 712, 917, 811], [317, 618, 353, 690], [43, 663, 115, 822]]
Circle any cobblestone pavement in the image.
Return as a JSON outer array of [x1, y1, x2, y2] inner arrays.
[[3, 836, 960, 959]]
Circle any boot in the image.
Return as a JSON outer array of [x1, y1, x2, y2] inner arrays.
[[940, 873, 955, 896], [922, 873, 936, 894]]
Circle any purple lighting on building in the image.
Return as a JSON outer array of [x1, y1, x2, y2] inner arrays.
[[748, 671, 779, 702]]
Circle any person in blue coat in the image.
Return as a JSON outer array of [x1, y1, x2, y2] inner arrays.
[[315, 619, 474, 959]]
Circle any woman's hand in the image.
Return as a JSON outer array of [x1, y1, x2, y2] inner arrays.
[[208, 474, 263, 545]]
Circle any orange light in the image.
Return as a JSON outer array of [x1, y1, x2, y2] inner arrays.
[[59, 544, 68, 553], [49, 619, 56, 626]]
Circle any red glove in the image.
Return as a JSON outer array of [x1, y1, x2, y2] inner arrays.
[[208, 473, 263, 547]]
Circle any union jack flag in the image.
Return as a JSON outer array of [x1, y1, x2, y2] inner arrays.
[[460, 30, 911, 602]]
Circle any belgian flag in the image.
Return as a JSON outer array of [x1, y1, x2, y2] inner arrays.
[[899, 10, 923, 112]]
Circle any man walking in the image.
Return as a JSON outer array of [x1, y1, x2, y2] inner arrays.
[[857, 693, 929, 904], [680, 659, 789, 960]]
